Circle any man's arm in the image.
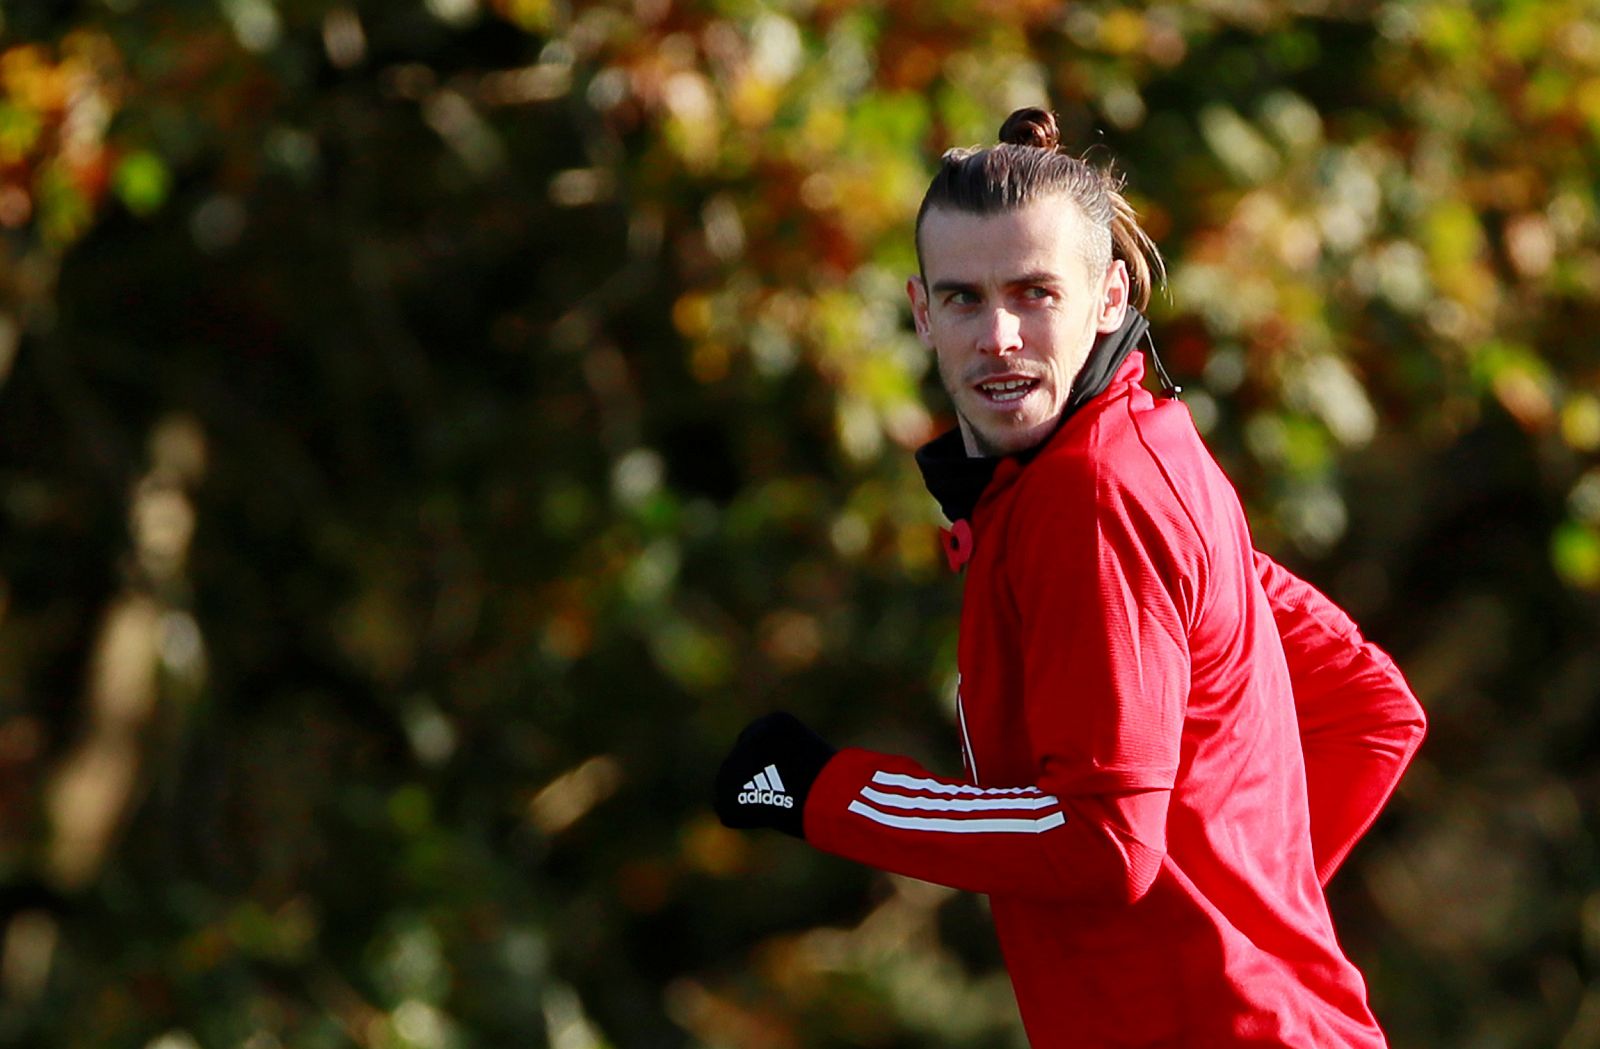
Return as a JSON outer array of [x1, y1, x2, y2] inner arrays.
[[720, 456, 1188, 906], [801, 748, 1169, 904], [1255, 551, 1427, 884], [714, 714, 1166, 906]]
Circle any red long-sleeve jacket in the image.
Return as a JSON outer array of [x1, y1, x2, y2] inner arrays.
[[803, 349, 1425, 1047]]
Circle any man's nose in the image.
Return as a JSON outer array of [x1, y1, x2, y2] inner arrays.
[[978, 307, 1023, 355]]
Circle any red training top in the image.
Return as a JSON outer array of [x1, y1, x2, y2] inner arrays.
[[804, 349, 1425, 1047]]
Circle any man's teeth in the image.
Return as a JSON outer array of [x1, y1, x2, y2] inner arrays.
[[979, 378, 1037, 402]]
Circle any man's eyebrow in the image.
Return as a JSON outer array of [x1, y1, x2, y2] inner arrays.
[[929, 272, 1065, 295]]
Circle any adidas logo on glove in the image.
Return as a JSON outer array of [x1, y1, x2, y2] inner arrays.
[[714, 711, 836, 838], [738, 764, 794, 808]]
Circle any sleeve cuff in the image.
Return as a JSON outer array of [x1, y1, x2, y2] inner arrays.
[[801, 747, 885, 849]]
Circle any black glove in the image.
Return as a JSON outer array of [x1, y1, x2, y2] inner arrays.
[[713, 711, 837, 839]]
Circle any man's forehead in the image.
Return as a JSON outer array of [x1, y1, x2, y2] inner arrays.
[[919, 196, 1091, 281]]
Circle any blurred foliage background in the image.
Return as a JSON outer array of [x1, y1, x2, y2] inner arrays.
[[2, 0, 1599, 1046]]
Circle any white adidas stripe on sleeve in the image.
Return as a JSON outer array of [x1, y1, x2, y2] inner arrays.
[[846, 769, 1067, 835], [869, 770, 1047, 797], [858, 786, 1059, 812], [847, 800, 1066, 834]]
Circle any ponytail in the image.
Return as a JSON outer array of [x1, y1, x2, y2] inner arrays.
[[1106, 179, 1164, 311]]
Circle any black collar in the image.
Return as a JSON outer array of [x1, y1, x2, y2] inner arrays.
[[914, 308, 1151, 524]]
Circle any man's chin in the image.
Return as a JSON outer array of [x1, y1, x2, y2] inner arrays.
[[969, 418, 1053, 458]]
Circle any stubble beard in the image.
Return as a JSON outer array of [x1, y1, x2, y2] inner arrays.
[[963, 410, 1052, 458], [936, 358, 1059, 459]]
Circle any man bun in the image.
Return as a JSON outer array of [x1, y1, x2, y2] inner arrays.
[[997, 107, 1061, 151]]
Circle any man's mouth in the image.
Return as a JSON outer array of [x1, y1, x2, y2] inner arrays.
[[974, 376, 1041, 405]]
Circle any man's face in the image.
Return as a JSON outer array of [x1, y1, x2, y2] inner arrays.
[[909, 194, 1129, 457]]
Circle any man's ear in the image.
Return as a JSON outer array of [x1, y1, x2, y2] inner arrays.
[[1096, 259, 1130, 334], [907, 276, 933, 347]]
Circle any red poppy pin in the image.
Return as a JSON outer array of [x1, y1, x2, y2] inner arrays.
[[940, 519, 974, 572]]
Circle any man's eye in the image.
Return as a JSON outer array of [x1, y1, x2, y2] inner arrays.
[[1022, 286, 1051, 300], [948, 291, 978, 306]]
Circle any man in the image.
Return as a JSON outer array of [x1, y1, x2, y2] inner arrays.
[[713, 108, 1426, 1047]]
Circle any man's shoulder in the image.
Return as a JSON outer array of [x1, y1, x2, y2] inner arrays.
[[1004, 392, 1226, 574], [1023, 390, 1208, 508], [1006, 394, 1220, 609]]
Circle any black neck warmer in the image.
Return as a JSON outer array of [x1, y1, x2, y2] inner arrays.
[[914, 307, 1152, 524]]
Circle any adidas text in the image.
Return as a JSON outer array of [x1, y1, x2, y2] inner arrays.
[[737, 789, 794, 808]]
